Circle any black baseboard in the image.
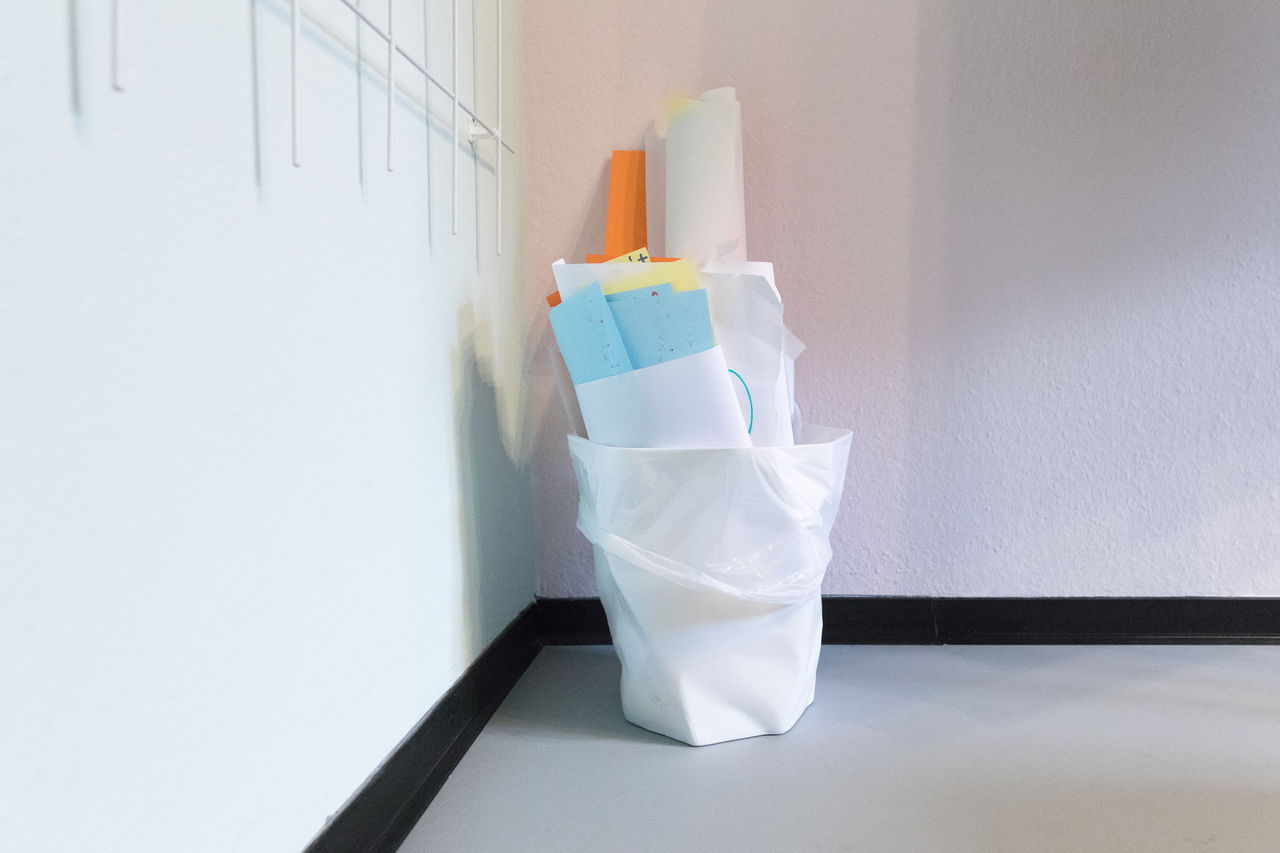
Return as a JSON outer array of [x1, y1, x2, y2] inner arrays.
[[927, 597, 1280, 644], [303, 604, 541, 853], [821, 596, 939, 643], [537, 596, 1280, 645], [303, 594, 1280, 852], [535, 596, 612, 644]]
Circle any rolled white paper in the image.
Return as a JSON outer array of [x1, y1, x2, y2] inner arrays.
[[665, 87, 748, 266]]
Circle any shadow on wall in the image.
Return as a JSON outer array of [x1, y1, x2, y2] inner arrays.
[[568, 160, 613, 266], [902, 0, 1280, 594], [526, 315, 597, 597], [453, 309, 537, 661], [521, 157, 613, 598]]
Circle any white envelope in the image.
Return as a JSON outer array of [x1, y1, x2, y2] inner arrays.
[[573, 346, 751, 449]]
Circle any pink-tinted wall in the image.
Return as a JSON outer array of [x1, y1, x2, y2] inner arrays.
[[523, 0, 1280, 597]]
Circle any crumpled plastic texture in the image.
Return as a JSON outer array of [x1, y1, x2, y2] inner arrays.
[[571, 425, 851, 603], [568, 425, 852, 745]]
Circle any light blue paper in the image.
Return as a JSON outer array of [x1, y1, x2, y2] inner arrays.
[[549, 282, 632, 384], [609, 289, 715, 370]]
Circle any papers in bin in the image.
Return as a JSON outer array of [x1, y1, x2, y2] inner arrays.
[[548, 280, 750, 448], [550, 257, 802, 447]]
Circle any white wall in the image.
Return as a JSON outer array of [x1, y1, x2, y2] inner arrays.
[[0, 2, 532, 852], [524, 0, 1280, 597]]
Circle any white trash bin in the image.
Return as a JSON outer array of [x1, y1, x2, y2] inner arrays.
[[568, 425, 852, 746]]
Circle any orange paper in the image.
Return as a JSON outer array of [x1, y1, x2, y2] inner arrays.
[[603, 150, 647, 259]]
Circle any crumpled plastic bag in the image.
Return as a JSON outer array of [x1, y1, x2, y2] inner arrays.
[[568, 425, 852, 745]]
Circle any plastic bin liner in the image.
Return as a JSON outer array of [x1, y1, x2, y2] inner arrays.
[[568, 425, 852, 745]]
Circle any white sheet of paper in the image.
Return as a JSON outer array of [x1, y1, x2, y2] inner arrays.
[[783, 325, 805, 437], [700, 264, 796, 447], [573, 346, 751, 449], [554, 262, 651, 302], [665, 87, 748, 266], [704, 258, 782, 300]]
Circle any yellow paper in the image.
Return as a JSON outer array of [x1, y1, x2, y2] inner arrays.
[[600, 259, 700, 298], [605, 247, 652, 263], [552, 258, 702, 306]]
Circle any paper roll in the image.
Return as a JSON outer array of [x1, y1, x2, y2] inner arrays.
[[665, 87, 748, 266]]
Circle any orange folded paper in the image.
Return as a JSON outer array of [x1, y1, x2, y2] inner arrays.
[[603, 150, 646, 258]]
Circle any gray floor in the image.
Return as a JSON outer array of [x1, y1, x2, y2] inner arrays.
[[400, 645, 1280, 852]]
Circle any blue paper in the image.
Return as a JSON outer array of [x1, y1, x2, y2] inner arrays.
[[549, 282, 633, 384], [605, 283, 673, 302], [609, 289, 715, 370]]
